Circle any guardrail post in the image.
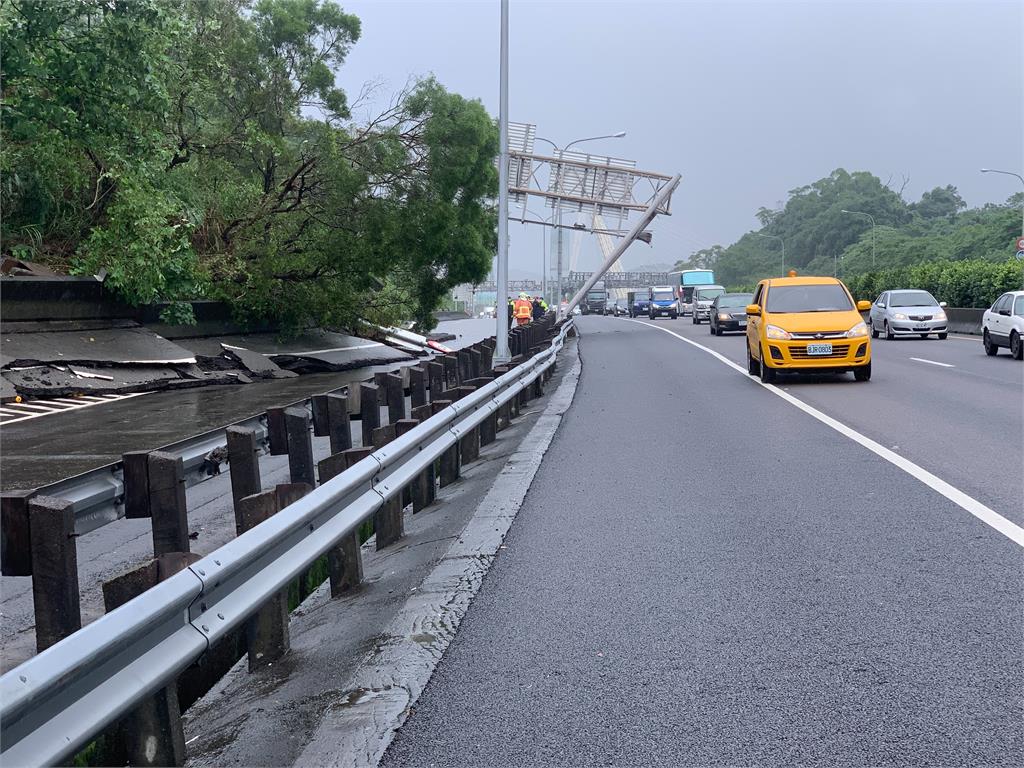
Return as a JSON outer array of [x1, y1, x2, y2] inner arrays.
[[371, 425, 403, 549], [123, 450, 151, 519], [102, 553, 198, 767], [29, 496, 80, 652], [432, 399, 458, 487], [310, 394, 331, 437], [317, 454, 364, 595], [454, 385, 480, 464], [468, 347, 482, 379], [238, 490, 290, 670], [532, 365, 544, 398], [385, 372, 404, 423], [395, 419, 419, 508], [480, 340, 494, 372], [1, 490, 33, 576], [359, 382, 380, 447], [409, 366, 427, 409], [442, 355, 459, 389], [491, 365, 512, 429], [326, 393, 352, 454], [427, 360, 445, 401], [285, 407, 316, 488], [266, 407, 288, 455], [469, 376, 497, 446], [456, 349, 471, 384], [226, 427, 262, 534], [149, 452, 190, 558]]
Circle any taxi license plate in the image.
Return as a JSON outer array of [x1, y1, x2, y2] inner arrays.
[[807, 343, 833, 356], [914, 325, 929, 331]]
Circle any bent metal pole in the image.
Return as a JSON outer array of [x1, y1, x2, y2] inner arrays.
[[564, 174, 682, 314]]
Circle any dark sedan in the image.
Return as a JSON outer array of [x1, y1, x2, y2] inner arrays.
[[709, 292, 754, 336]]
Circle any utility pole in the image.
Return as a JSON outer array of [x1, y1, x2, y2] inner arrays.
[[492, 0, 511, 363]]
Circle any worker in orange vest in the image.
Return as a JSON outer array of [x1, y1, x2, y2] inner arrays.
[[513, 292, 533, 326]]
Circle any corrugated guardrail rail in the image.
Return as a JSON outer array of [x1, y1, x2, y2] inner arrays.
[[0, 318, 573, 767]]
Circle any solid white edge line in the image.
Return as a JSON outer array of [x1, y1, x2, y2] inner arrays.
[[910, 357, 955, 368], [625, 318, 1024, 548]]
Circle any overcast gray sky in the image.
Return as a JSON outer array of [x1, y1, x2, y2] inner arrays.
[[339, 0, 1023, 277]]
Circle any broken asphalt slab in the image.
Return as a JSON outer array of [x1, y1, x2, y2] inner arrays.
[[0, 324, 196, 367], [182, 329, 413, 373]]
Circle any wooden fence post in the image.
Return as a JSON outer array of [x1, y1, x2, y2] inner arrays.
[[237, 491, 289, 670], [265, 407, 288, 455], [122, 450, 150, 519], [226, 427, 262, 534], [1, 490, 33, 576], [326, 393, 352, 455], [317, 453, 363, 595], [310, 394, 331, 437], [427, 361, 445, 401], [29, 496, 80, 652], [285, 407, 316, 488], [409, 366, 427, 409], [371, 425, 403, 549], [359, 382, 380, 447], [149, 452, 189, 558]]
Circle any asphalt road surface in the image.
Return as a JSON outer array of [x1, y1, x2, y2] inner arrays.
[[383, 315, 1023, 767]]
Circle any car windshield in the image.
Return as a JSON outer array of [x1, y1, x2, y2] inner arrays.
[[587, 291, 604, 300], [718, 294, 753, 308], [765, 284, 853, 313], [1015, 296, 1024, 317], [696, 288, 724, 301], [890, 290, 938, 307], [651, 291, 674, 301]]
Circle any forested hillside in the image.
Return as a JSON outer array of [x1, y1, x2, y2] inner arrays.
[[675, 169, 1021, 306]]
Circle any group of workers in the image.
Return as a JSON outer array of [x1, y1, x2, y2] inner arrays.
[[508, 292, 549, 326]]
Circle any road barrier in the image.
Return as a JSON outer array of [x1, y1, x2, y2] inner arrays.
[[0, 314, 569, 767]]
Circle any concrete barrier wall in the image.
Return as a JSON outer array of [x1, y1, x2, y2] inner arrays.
[[945, 307, 984, 336]]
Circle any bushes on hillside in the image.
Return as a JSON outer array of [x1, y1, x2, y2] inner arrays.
[[842, 259, 1022, 308]]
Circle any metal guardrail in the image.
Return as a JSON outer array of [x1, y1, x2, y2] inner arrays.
[[33, 414, 270, 535], [0, 319, 573, 767]]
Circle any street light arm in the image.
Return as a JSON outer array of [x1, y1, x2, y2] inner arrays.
[[980, 168, 1024, 186]]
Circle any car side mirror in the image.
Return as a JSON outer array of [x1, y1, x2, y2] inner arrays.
[[856, 300, 872, 312], [939, 301, 947, 308], [746, 304, 761, 316], [999, 309, 1011, 317]]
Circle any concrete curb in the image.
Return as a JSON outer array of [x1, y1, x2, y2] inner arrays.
[[294, 341, 582, 768]]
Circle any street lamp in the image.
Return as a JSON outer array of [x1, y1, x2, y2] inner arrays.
[[535, 131, 626, 314], [494, 0, 511, 363], [755, 233, 785, 276], [980, 168, 1024, 239], [841, 209, 876, 269]]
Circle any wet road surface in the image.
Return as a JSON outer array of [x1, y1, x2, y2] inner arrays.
[[382, 316, 1022, 767], [0, 319, 497, 490]]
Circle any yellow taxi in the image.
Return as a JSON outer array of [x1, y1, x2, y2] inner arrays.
[[745, 275, 873, 383]]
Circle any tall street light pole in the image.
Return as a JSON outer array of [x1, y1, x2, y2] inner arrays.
[[755, 233, 785, 275], [980, 168, 1024, 238], [535, 131, 625, 316], [841, 209, 876, 269], [493, 0, 511, 363]]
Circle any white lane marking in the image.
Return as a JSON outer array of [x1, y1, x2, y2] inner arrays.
[[910, 357, 955, 368], [0, 392, 151, 425], [625, 319, 1024, 548]]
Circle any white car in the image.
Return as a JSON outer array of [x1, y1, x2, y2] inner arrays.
[[982, 290, 1024, 359]]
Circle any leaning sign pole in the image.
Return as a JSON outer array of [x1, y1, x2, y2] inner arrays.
[[565, 175, 681, 314]]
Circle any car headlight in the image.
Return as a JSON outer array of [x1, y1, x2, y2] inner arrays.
[[933, 311, 946, 321], [846, 321, 869, 338], [718, 313, 730, 321], [893, 312, 908, 320], [766, 325, 791, 340]]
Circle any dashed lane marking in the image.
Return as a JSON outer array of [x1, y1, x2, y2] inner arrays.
[[625, 318, 1024, 548], [910, 357, 955, 368]]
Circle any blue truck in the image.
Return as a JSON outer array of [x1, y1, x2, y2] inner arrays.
[[647, 285, 679, 319], [628, 290, 651, 317]]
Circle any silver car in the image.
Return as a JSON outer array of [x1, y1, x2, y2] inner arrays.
[[868, 289, 948, 340]]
